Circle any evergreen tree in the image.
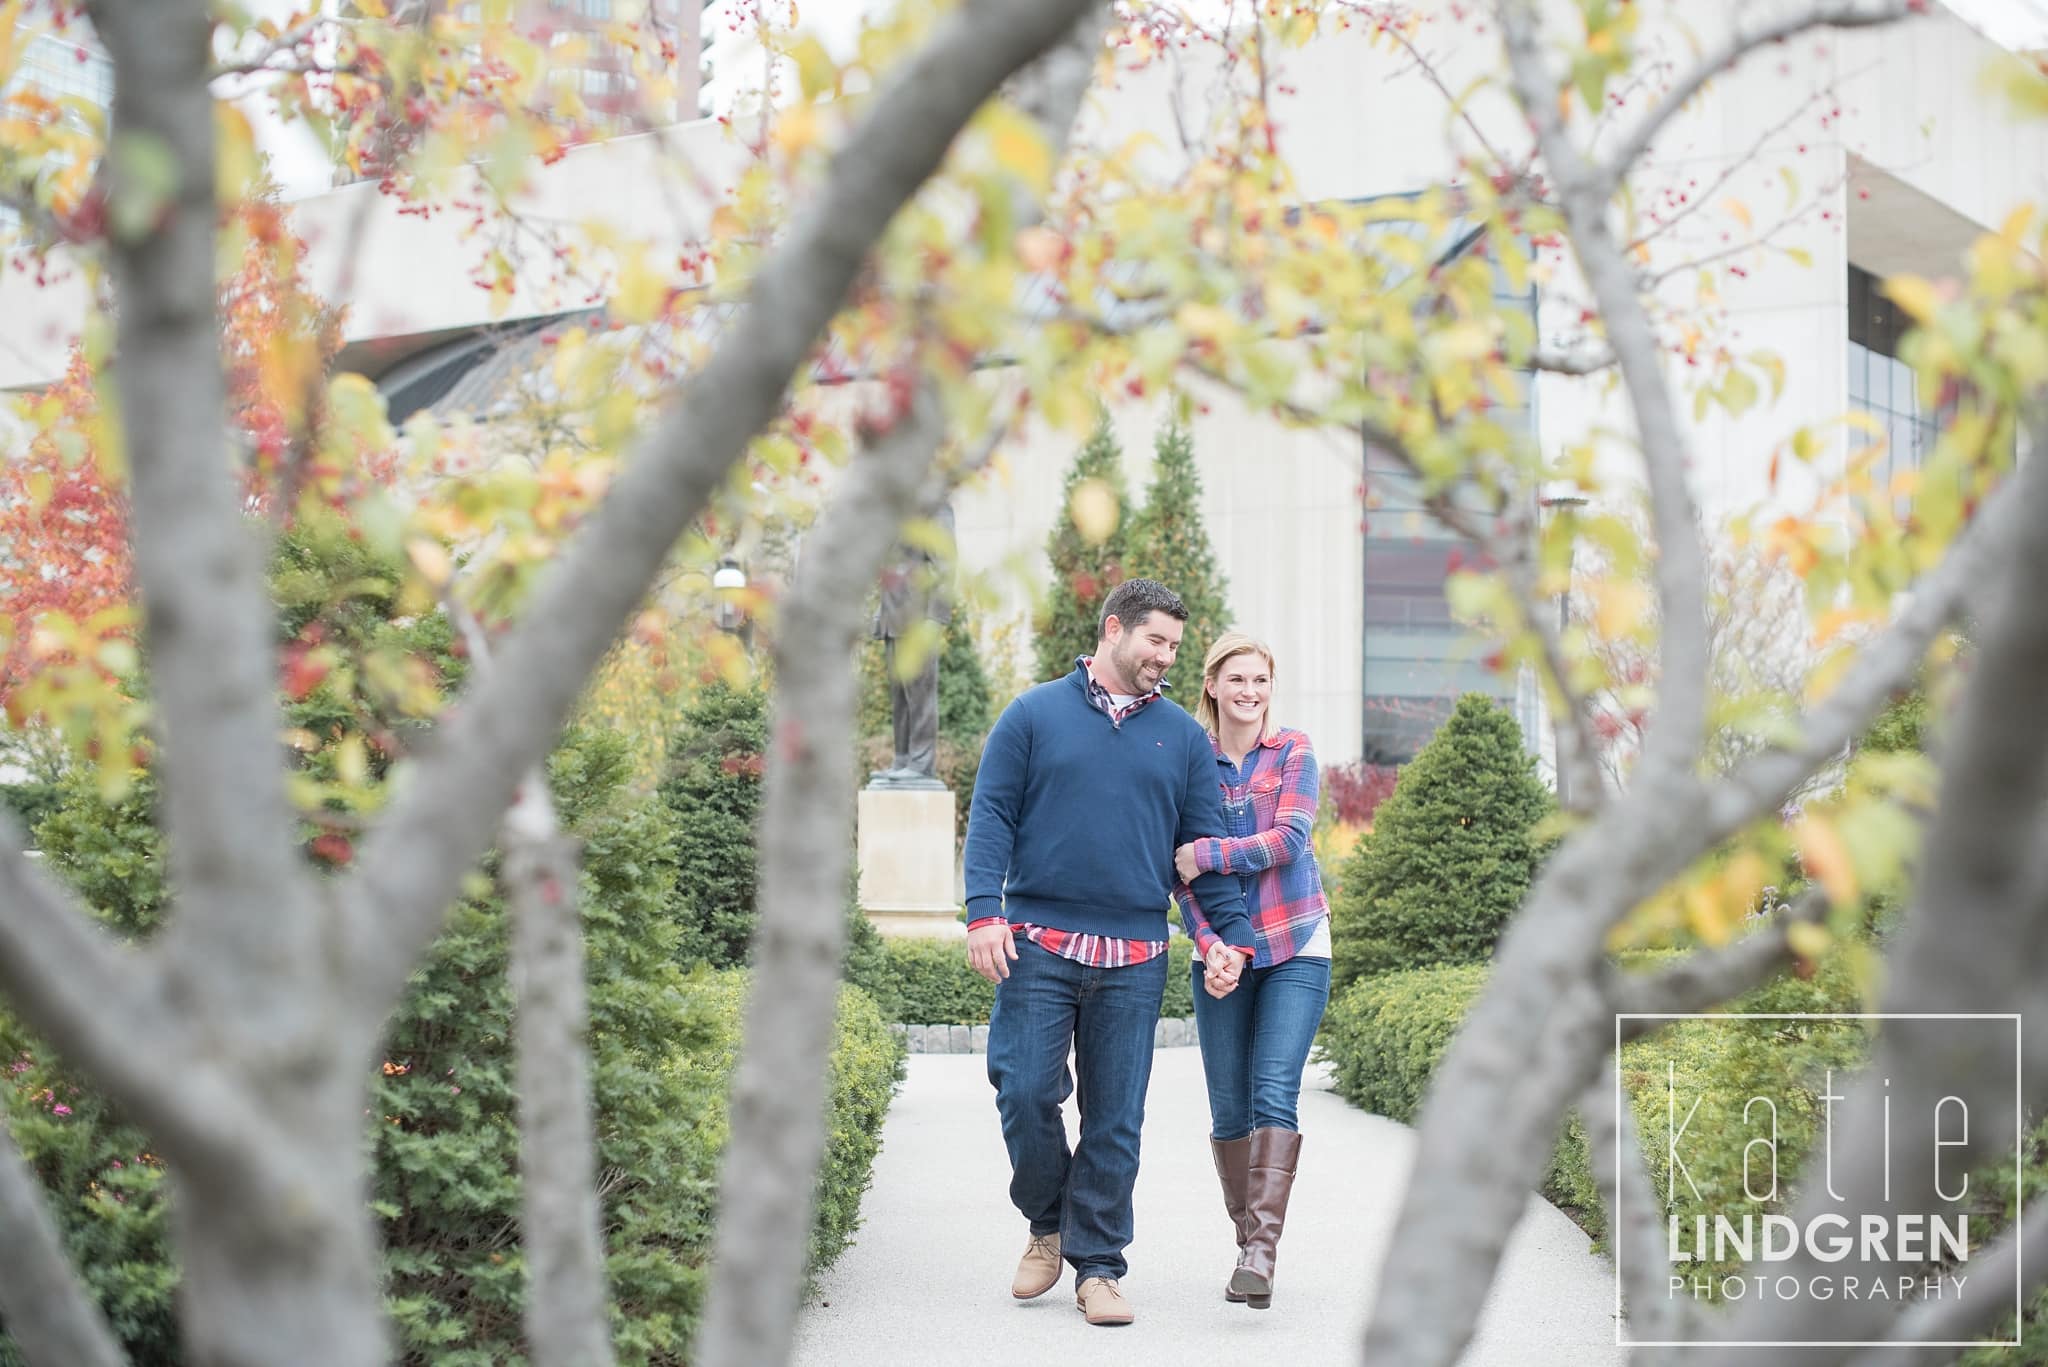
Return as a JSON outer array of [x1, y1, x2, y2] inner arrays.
[[659, 678, 770, 969], [937, 605, 995, 749], [1033, 414, 1131, 682], [1331, 693, 1555, 990], [1127, 422, 1231, 709]]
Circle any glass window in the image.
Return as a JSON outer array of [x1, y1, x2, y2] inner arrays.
[[1846, 264, 1940, 478]]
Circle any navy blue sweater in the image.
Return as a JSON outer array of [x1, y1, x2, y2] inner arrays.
[[963, 665, 1252, 946]]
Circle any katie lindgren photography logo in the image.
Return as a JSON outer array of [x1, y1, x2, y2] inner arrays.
[[1611, 1013, 2023, 1350]]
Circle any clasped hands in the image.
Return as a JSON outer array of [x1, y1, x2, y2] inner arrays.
[[1202, 942, 1248, 999]]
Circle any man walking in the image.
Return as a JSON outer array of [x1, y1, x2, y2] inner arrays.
[[964, 579, 1253, 1327]]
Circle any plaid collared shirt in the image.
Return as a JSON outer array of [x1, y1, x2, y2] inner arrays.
[[966, 656, 1171, 968], [1175, 726, 1331, 970]]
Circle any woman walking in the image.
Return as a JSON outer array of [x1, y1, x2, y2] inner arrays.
[[1174, 632, 1333, 1310]]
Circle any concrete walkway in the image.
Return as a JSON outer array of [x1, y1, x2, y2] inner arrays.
[[793, 1048, 1625, 1366]]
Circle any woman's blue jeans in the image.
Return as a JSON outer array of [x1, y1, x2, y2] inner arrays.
[[1191, 954, 1332, 1138], [986, 939, 1168, 1283]]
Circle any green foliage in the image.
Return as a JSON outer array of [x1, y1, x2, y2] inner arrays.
[[1319, 952, 1871, 1281], [0, 1027, 176, 1363], [0, 779, 62, 836], [1861, 688, 1928, 755], [1318, 961, 1491, 1124], [938, 605, 995, 749], [879, 936, 1195, 1024], [1033, 414, 1131, 683], [659, 679, 770, 970], [884, 937, 996, 1024], [2, 536, 907, 1365], [1126, 424, 1232, 710], [3, 734, 904, 1366], [1330, 694, 1554, 989]]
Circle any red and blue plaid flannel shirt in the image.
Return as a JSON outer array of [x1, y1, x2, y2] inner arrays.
[[966, 657, 1172, 969], [1176, 726, 1330, 970]]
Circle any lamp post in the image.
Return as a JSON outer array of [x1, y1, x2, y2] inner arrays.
[[1537, 492, 1588, 807], [711, 558, 748, 639]]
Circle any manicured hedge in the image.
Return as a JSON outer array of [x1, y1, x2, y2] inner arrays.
[[880, 935, 1197, 1025], [1318, 951, 1868, 1267], [1316, 961, 1491, 1124]]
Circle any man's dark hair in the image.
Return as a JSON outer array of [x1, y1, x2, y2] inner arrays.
[[1098, 578, 1187, 639]]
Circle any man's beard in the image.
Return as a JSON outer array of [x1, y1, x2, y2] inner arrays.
[[1112, 639, 1157, 692]]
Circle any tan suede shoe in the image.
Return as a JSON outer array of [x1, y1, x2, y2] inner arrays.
[[1075, 1276, 1134, 1326], [1011, 1232, 1062, 1299]]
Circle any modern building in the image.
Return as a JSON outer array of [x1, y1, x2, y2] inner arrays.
[[2, 1, 2043, 770]]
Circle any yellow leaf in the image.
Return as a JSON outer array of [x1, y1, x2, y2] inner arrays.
[[1591, 579, 1648, 638], [357, 0, 387, 14], [1723, 197, 1752, 231], [336, 735, 370, 788], [1795, 815, 1859, 906], [771, 101, 817, 155], [406, 538, 453, 588], [1069, 478, 1119, 545], [1786, 921, 1832, 961], [986, 108, 1052, 191], [612, 246, 667, 324], [1882, 273, 1942, 324], [1683, 882, 1735, 946]]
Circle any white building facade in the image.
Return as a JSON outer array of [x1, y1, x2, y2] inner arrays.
[[3, 2, 2043, 766]]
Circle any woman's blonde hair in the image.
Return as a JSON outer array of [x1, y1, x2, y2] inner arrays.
[[1193, 631, 1278, 739]]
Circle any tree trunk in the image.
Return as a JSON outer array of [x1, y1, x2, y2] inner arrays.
[[169, 1081, 388, 1367]]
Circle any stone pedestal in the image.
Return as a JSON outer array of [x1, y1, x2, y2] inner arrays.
[[856, 786, 963, 939]]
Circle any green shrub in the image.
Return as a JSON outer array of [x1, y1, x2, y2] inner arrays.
[[0, 779, 61, 836], [1318, 950, 1868, 1276], [1330, 693, 1553, 989], [879, 936, 1196, 1024], [1317, 962, 1491, 1123], [0, 1027, 176, 1362], [658, 679, 769, 969], [884, 937, 996, 1024]]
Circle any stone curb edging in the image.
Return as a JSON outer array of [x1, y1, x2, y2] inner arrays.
[[889, 1018, 1196, 1055]]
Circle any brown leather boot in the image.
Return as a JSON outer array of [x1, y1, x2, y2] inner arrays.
[[1210, 1136, 1252, 1302], [1229, 1127, 1302, 1309]]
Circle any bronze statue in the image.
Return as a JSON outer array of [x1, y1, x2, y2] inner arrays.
[[869, 502, 954, 790]]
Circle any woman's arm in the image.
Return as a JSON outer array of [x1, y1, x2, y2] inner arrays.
[[1187, 734, 1319, 876]]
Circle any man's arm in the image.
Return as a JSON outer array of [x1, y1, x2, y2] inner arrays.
[[1176, 730, 1255, 951], [963, 698, 1030, 981]]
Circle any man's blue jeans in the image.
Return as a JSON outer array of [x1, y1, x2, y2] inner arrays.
[[1191, 954, 1331, 1138], [986, 939, 1168, 1283]]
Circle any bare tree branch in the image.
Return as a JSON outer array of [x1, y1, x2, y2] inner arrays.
[[1499, 0, 1711, 776], [1845, 1197, 2048, 1365], [1578, 1056, 1687, 1351], [696, 388, 948, 1366], [84, 0, 319, 1048], [341, 0, 1111, 1022], [1700, 424, 2048, 1357], [1608, 889, 1829, 1039], [433, 592, 617, 1367], [0, 1119, 128, 1367], [0, 821, 303, 1194], [1595, 1, 1918, 197], [505, 775, 613, 1367], [700, 17, 1107, 1359], [1529, 343, 1617, 376]]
